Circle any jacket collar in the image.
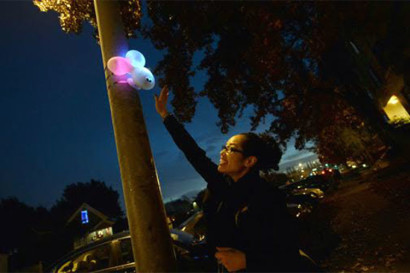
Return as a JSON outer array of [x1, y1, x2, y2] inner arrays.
[[226, 170, 261, 207]]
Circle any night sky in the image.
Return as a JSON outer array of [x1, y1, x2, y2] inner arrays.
[[0, 1, 317, 210]]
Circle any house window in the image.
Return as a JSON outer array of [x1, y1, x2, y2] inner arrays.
[[383, 95, 410, 124], [81, 210, 89, 224]]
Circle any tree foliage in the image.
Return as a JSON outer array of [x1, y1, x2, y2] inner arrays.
[[33, 0, 410, 163], [33, 0, 142, 39], [0, 198, 55, 269], [0, 180, 124, 269], [143, 1, 410, 163], [0, 198, 37, 253], [51, 179, 124, 224]]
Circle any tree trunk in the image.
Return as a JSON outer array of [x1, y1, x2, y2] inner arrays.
[[93, 1, 176, 271]]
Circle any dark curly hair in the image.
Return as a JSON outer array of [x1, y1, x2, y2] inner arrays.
[[239, 133, 282, 171]]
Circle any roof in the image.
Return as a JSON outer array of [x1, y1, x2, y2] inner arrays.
[[66, 203, 114, 231]]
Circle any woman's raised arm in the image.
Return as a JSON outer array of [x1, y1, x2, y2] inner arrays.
[[154, 86, 226, 193]]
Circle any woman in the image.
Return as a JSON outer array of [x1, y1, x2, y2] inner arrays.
[[155, 86, 303, 272]]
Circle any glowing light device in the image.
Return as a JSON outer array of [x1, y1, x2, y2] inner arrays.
[[107, 50, 155, 90]]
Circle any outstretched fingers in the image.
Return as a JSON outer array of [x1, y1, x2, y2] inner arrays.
[[155, 85, 170, 118], [159, 85, 169, 103]]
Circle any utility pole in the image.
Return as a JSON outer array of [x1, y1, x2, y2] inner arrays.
[[93, 1, 176, 271]]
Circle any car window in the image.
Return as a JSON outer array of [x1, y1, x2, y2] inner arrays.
[[119, 238, 134, 264], [56, 242, 112, 273], [193, 215, 206, 239]]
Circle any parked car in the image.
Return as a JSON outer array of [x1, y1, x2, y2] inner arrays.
[[179, 211, 206, 241], [279, 182, 324, 218], [178, 210, 320, 270], [279, 184, 325, 199], [286, 175, 333, 192], [47, 229, 210, 273], [285, 194, 318, 218], [293, 187, 324, 199]]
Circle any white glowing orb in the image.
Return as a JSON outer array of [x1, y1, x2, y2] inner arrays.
[[126, 50, 146, 68], [131, 67, 155, 90], [126, 78, 141, 90]]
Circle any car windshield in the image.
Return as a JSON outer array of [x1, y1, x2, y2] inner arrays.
[[56, 242, 112, 273]]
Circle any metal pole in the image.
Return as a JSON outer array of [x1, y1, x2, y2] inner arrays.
[[93, 1, 176, 271]]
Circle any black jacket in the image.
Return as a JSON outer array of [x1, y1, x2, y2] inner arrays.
[[164, 115, 302, 272]]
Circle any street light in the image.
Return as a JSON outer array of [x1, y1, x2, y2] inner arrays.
[[387, 95, 399, 105]]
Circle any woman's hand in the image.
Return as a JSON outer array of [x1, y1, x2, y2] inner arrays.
[[215, 247, 246, 272], [154, 85, 169, 119]]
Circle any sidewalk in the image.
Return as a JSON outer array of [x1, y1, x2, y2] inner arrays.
[[300, 165, 410, 272]]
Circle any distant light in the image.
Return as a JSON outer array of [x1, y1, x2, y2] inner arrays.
[[321, 171, 325, 175], [352, 165, 357, 169], [192, 201, 198, 210], [325, 163, 329, 167], [81, 210, 89, 224], [387, 95, 399, 105], [362, 164, 367, 167]]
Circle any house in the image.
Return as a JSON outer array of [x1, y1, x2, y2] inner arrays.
[[348, 39, 410, 127], [66, 203, 114, 249]]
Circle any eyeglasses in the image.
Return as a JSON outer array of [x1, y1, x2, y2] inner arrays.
[[221, 145, 245, 154]]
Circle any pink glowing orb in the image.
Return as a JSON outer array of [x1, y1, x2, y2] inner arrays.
[[107, 57, 134, 76]]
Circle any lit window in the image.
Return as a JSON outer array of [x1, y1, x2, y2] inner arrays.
[[383, 95, 410, 123], [387, 95, 399, 105], [81, 210, 89, 224]]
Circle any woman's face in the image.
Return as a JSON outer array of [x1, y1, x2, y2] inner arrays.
[[218, 135, 253, 180]]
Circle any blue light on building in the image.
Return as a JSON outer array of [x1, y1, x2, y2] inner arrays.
[[81, 210, 89, 224]]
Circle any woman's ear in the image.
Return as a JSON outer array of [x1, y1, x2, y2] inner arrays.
[[245, 156, 258, 168]]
